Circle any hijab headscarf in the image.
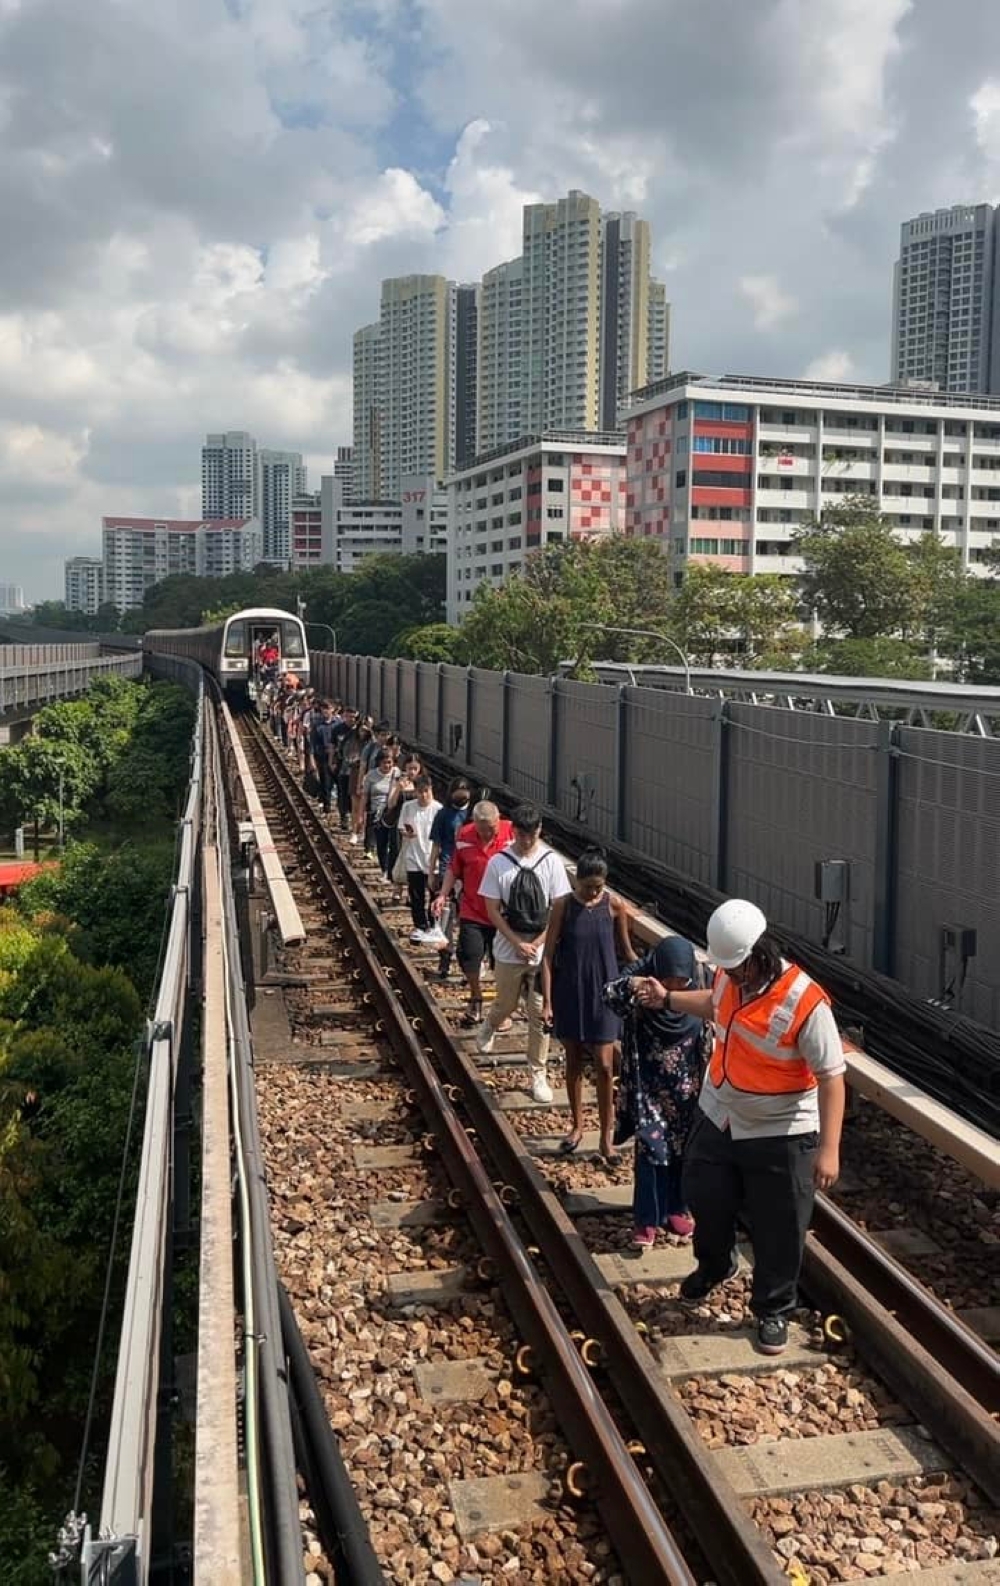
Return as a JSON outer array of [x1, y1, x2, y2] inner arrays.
[[635, 934, 703, 1043]]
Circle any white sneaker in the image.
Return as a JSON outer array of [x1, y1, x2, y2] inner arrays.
[[348, 833, 359, 846], [409, 928, 424, 942], [414, 925, 447, 946], [474, 1020, 496, 1054], [532, 1075, 554, 1104]]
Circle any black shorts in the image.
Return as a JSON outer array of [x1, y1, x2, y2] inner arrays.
[[457, 920, 496, 972]]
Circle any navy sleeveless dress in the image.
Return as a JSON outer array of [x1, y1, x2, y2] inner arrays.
[[552, 894, 622, 1043]]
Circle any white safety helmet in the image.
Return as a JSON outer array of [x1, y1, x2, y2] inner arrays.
[[706, 899, 768, 970]]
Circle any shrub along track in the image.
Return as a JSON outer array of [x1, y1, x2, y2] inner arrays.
[[237, 710, 1000, 1586]]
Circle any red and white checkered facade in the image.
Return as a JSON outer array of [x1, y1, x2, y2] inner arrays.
[[447, 433, 627, 623]]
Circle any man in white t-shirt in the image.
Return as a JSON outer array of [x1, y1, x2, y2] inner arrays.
[[476, 804, 570, 1102], [398, 777, 442, 941]]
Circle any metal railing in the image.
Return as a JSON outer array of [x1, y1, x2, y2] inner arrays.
[[75, 655, 204, 1583], [0, 651, 142, 717]]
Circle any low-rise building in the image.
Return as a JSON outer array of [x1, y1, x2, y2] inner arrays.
[[291, 475, 447, 573], [290, 491, 323, 568], [0, 582, 27, 615], [64, 557, 104, 615], [446, 432, 628, 624], [625, 372, 1000, 579], [101, 516, 263, 611]]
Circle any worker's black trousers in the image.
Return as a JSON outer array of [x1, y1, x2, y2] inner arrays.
[[682, 1112, 817, 1317]]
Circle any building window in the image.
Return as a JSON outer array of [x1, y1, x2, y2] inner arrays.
[[547, 477, 564, 491], [675, 470, 687, 488]]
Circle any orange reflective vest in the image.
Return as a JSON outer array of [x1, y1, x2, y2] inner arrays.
[[708, 963, 829, 1096]]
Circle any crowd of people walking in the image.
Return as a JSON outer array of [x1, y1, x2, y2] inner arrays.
[[260, 673, 846, 1357]]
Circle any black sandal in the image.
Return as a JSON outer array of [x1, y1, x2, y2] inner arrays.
[[558, 1134, 582, 1155]]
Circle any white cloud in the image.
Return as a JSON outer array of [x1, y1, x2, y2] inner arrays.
[[2, 0, 997, 599], [348, 168, 445, 247], [804, 349, 856, 382], [739, 274, 799, 332]]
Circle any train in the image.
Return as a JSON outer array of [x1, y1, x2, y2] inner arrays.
[[143, 607, 311, 700]]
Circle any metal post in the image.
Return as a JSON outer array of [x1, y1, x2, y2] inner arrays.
[[873, 720, 899, 976], [712, 699, 730, 893], [615, 684, 629, 843], [437, 665, 445, 753], [501, 672, 512, 787], [465, 667, 474, 769], [58, 767, 65, 851], [548, 678, 560, 808]]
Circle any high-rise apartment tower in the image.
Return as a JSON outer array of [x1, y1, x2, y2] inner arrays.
[[201, 431, 259, 520], [892, 205, 1000, 394]]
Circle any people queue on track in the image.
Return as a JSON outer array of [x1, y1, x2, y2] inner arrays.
[[259, 673, 847, 1358]]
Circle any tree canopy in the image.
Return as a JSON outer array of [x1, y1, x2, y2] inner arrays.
[[0, 677, 195, 854]]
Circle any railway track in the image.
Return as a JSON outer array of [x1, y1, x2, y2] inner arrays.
[[228, 706, 1000, 1584]]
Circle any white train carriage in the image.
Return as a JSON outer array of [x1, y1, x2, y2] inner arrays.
[[144, 607, 310, 700]]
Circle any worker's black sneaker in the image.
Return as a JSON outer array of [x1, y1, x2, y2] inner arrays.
[[678, 1259, 739, 1302], [756, 1315, 789, 1355]]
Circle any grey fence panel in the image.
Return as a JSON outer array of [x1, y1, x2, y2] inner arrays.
[[398, 661, 418, 740], [416, 664, 439, 745], [893, 728, 1000, 1025], [440, 666, 468, 760], [468, 669, 505, 785], [370, 658, 384, 721], [553, 680, 618, 838], [505, 673, 552, 806], [724, 705, 879, 966], [621, 689, 721, 883], [380, 660, 397, 727]]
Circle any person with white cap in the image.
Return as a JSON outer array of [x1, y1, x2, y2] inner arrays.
[[631, 899, 845, 1356]]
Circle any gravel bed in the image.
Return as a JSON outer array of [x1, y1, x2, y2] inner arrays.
[[837, 1098, 1000, 1308], [676, 1360, 908, 1449], [247, 732, 998, 1581], [748, 1473, 1000, 1580], [253, 1028, 625, 1579]]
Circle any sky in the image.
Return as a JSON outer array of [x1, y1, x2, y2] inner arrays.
[[3, 0, 1000, 602]]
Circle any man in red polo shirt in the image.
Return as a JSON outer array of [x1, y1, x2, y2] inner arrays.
[[431, 799, 513, 1025]]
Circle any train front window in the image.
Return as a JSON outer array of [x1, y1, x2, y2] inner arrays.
[[280, 621, 305, 658], [224, 622, 247, 657]]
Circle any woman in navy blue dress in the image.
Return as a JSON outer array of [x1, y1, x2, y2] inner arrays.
[[541, 850, 636, 1158]]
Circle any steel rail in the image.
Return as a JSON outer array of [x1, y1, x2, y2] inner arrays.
[[806, 1201, 1000, 1505], [243, 715, 779, 1586]]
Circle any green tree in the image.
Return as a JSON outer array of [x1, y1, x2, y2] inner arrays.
[[455, 537, 678, 674], [793, 498, 923, 639], [937, 577, 1000, 683], [800, 635, 933, 680], [392, 623, 465, 663], [18, 842, 176, 998], [0, 737, 98, 845], [906, 530, 968, 664], [669, 564, 800, 669]]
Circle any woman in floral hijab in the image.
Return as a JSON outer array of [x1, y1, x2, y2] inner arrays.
[[604, 934, 709, 1248]]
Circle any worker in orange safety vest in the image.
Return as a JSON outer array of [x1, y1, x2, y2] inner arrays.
[[631, 899, 846, 1357]]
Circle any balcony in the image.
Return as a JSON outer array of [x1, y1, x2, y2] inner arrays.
[[881, 464, 936, 486], [756, 422, 816, 445], [820, 457, 878, 481], [822, 426, 878, 447], [756, 453, 812, 476], [756, 486, 813, 510], [753, 552, 803, 576]]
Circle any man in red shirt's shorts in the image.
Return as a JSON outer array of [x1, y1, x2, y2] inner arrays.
[[432, 800, 514, 1025]]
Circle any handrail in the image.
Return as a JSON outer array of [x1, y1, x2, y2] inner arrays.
[[78, 655, 204, 1582]]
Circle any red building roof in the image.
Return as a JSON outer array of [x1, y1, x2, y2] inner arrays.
[[0, 860, 59, 893]]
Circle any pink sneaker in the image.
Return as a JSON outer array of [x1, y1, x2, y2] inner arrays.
[[632, 1225, 656, 1248], [666, 1213, 695, 1239]]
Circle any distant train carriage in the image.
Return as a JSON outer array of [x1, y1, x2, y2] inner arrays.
[[143, 607, 310, 700]]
